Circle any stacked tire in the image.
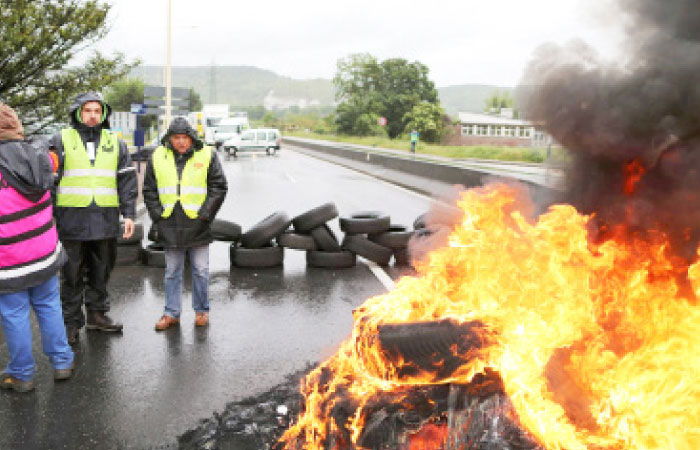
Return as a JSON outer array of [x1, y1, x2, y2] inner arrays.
[[116, 220, 144, 266], [340, 212, 413, 266], [231, 212, 289, 268], [284, 203, 357, 269]]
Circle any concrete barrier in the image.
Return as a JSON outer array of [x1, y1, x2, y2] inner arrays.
[[283, 136, 557, 205]]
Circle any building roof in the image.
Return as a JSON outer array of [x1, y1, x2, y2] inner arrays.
[[458, 112, 531, 126]]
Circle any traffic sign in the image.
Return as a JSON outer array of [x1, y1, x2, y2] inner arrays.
[[377, 117, 387, 126]]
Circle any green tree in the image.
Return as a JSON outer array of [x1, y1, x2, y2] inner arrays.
[[484, 90, 516, 116], [333, 53, 439, 138], [0, 0, 136, 134], [403, 102, 446, 143], [105, 78, 145, 111], [188, 88, 203, 112]]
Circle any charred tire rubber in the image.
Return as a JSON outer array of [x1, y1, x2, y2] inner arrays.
[[369, 230, 414, 249], [230, 245, 284, 268], [306, 250, 357, 268], [310, 224, 341, 251], [117, 222, 144, 245], [115, 244, 142, 266], [291, 203, 339, 233], [277, 231, 317, 250], [340, 212, 391, 235], [342, 234, 393, 266], [240, 212, 291, 248], [211, 218, 243, 242], [141, 243, 166, 268]]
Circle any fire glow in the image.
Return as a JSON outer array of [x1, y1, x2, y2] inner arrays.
[[279, 182, 700, 450]]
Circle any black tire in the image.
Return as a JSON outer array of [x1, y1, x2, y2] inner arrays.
[[310, 224, 341, 251], [306, 250, 356, 268], [266, 147, 276, 156], [413, 213, 428, 230], [277, 231, 317, 250], [211, 218, 242, 242], [292, 203, 339, 233], [232, 148, 238, 157], [393, 248, 411, 266], [117, 222, 144, 245], [387, 224, 407, 233], [342, 234, 393, 265], [340, 212, 391, 234], [230, 244, 284, 268], [141, 243, 166, 268], [369, 230, 414, 249], [115, 244, 142, 266], [240, 212, 291, 248]]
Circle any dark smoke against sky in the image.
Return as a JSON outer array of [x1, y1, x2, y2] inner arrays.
[[519, 0, 700, 264]]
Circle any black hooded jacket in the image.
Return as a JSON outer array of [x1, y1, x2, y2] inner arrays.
[[49, 92, 138, 241], [142, 117, 228, 248]]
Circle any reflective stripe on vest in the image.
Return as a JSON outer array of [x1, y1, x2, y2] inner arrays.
[[152, 146, 212, 219], [56, 128, 119, 207]]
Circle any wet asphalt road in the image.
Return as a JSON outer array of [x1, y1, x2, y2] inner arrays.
[[0, 144, 431, 450]]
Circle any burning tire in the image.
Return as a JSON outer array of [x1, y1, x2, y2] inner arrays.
[[393, 248, 411, 266], [277, 231, 317, 250], [310, 224, 341, 251], [306, 250, 356, 268], [117, 221, 144, 245], [211, 218, 242, 242], [141, 243, 166, 268], [240, 212, 291, 248], [342, 234, 393, 266], [230, 244, 284, 268], [340, 211, 391, 234], [291, 203, 339, 233]]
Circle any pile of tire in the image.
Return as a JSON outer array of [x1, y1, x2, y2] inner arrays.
[[340, 212, 413, 266], [115, 220, 144, 266], [141, 218, 243, 268], [231, 213, 290, 268]]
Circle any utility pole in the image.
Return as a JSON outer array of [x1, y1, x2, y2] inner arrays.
[[165, 0, 172, 126]]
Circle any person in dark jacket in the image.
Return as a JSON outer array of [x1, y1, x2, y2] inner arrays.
[[49, 92, 138, 344], [0, 103, 74, 392], [143, 117, 227, 331]]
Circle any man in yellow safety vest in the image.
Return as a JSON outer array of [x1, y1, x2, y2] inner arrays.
[[142, 117, 227, 331], [49, 92, 137, 345]]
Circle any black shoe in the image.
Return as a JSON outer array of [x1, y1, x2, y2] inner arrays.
[[54, 361, 75, 381], [0, 372, 35, 393], [66, 326, 80, 345], [86, 311, 123, 332]]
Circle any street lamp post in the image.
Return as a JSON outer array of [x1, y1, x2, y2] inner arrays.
[[165, 0, 172, 126]]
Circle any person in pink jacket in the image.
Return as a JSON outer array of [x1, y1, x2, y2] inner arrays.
[[0, 104, 74, 393]]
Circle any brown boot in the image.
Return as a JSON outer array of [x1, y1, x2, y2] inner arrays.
[[195, 312, 209, 327], [86, 311, 123, 332], [155, 315, 179, 331]]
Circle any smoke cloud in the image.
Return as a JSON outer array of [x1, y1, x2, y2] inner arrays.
[[520, 0, 700, 262]]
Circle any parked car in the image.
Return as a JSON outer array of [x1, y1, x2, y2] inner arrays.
[[223, 128, 281, 157]]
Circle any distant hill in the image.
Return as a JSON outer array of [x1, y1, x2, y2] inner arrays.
[[129, 65, 335, 110], [438, 84, 514, 116], [129, 65, 513, 116]]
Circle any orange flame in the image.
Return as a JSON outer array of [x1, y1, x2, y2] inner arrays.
[[623, 159, 646, 195], [279, 183, 700, 450]]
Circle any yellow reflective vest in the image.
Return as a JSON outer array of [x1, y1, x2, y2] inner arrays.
[[56, 128, 119, 207], [152, 145, 212, 219]]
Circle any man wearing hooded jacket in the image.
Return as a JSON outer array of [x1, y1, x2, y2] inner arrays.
[[142, 117, 227, 330], [49, 92, 137, 344]]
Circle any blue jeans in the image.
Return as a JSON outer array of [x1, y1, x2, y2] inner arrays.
[[0, 275, 74, 381], [164, 246, 210, 318]]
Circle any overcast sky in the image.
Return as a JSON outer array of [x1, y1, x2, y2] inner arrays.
[[92, 0, 626, 87]]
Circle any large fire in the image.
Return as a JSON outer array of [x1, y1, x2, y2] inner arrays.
[[279, 182, 700, 450]]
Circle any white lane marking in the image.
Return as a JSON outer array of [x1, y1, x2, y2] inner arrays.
[[361, 257, 396, 291], [285, 171, 297, 183]]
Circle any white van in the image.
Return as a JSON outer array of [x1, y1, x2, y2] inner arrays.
[[213, 115, 249, 150], [223, 128, 281, 157]]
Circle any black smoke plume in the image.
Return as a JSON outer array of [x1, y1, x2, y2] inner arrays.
[[520, 0, 700, 266]]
